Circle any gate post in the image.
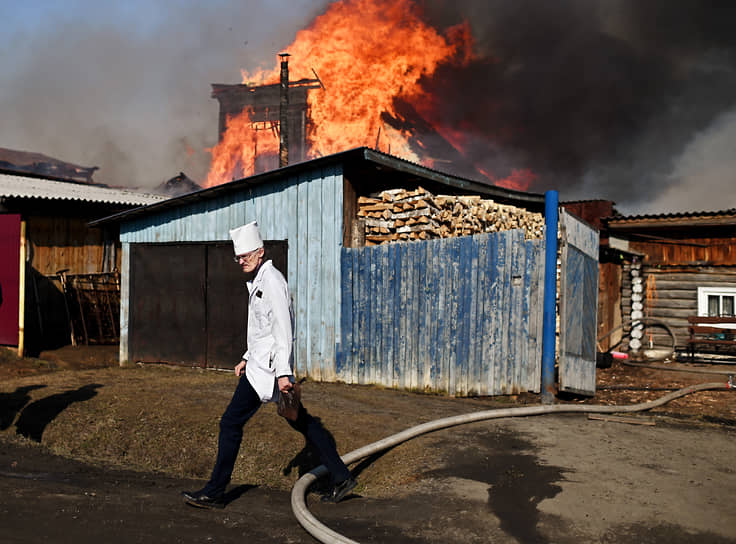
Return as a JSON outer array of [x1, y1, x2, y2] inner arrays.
[[541, 191, 559, 404]]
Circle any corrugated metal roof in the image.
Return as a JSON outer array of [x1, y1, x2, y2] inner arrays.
[[91, 147, 546, 226], [605, 208, 736, 230], [607, 208, 736, 222], [0, 173, 166, 206]]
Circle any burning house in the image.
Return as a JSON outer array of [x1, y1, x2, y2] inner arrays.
[[211, 55, 320, 176]]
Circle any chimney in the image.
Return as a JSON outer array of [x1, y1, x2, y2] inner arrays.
[[279, 53, 290, 168]]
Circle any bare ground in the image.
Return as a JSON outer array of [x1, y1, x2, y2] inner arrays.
[[0, 345, 735, 543]]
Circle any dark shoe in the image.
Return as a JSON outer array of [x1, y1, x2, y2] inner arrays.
[[182, 489, 225, 509], [321, 477, 357, 503]]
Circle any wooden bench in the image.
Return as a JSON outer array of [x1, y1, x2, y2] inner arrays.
[[687, 316, 736, 361]]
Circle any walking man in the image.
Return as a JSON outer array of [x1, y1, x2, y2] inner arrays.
[[182, 221, 356, 508]]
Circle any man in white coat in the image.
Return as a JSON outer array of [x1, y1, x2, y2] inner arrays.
[[182, 221, 356, 508]]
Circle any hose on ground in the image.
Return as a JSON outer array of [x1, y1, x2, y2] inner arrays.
[[291, 381, 734, 544], [598, 318, 735, 375], [597, 317, 677, 356]]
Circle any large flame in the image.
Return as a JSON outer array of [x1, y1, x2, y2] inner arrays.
[[205, 0, 533, 191]]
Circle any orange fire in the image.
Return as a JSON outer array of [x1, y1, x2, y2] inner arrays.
[[205, 0, 533, 191]]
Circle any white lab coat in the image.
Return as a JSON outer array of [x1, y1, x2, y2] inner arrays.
[[243, 260, 295, 403]]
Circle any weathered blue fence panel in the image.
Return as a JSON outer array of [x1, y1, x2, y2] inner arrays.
[[338, 230, 545, 396], [558, 208, 600, 395]]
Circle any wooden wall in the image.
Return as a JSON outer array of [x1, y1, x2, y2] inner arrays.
[[27, 215, 118, 275], [21, 213, 119, 355], [629, 238, 736, 266], [338, 230, 545, 396], [598, 262, 622, 351]]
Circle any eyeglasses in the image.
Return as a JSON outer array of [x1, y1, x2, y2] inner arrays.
[[233, 250, 260, 264]]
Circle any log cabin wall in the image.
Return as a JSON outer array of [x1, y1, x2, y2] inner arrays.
[[612, 217, 736, 353], [627, 265, 736, 351]]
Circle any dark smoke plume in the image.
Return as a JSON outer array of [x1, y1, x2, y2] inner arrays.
[[1, 1, 733, 214], [421, 0, 736, 212]]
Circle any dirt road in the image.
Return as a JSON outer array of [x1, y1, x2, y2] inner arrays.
[[1, 346, 735, 543], [2, 412, 734, 543]]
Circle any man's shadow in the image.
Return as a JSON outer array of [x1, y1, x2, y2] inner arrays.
[[15, 384, 102, 442], [0, 385, 47, 430], [283, 416, 355, 497]]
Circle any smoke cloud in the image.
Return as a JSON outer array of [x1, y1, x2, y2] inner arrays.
[[1, 1, 733, 214], [0, 1, 329, 189], [421, 0, 736, 213]]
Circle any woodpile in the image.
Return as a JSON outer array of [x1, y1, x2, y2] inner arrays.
[[357, 187, 544, 245]]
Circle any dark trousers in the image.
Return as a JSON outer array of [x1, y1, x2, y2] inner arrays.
[[203, 376, 351, 496]]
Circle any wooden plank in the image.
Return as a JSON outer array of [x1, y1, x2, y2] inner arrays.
[[322, 168, 339, 380], [390, 243, 401, 388], [418, 241, 431, 390], [448, 237, 461, 395], [408, 241, 420, 390], [455, 237, 470, 395], [357, 247, 369, 384], [495, 232, 510, 393], [485, 233, 499, 394], [688, 316, 736, 324], [384, 243, 395, 388], [510, 230, 524, 394], [476, 234, 490, 395], [561, 209, 599, 259], [468, 235, 481, 396], [307, 173, 323, 380], [294, 173, 310, 376], [428, 239, 441, 391], [338, 249, 352, 380], [587, 414, 656, 426], [532, 239, 545, 391]]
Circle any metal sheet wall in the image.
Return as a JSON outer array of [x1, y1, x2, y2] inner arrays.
[[338, 230, 545, 396], [119, 165, 343, 378]]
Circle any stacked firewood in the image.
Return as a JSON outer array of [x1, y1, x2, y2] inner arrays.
[[357, 187, 544, 246]]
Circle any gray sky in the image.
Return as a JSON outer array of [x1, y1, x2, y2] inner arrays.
[[0, 0, 327, 189], [1, 0, 734, 214]]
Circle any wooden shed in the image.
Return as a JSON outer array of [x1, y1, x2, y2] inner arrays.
[[0, 172, 165, 355], [94, 147, 600, 397]]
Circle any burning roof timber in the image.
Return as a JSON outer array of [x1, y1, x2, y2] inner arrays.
[[209, 75, 503, 188], [0, 147, 99, 184], [91, 147, 545, 227], [211, 77, 321, 175], [152, 172, 203, 197]]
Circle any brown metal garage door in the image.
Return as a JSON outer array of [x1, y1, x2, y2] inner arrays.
[[129, 241, 287, 368]]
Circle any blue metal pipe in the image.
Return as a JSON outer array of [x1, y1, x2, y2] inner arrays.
[[541, 190, 559, 404]]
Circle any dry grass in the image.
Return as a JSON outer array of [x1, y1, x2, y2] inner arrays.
[[2, 346, 733, 497], [0, 348, 513, 496]]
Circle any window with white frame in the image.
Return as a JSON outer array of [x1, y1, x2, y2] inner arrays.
[[697, 286, 736, 317]]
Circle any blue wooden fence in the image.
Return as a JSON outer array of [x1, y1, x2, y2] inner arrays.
[[558, 208, 599, 395], [337, 230, 545, 396]]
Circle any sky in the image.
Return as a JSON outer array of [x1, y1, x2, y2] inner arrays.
[[1, 0, 734, 215]]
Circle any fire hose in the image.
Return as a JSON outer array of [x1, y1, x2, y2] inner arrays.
[[291, 380, 735, 544]]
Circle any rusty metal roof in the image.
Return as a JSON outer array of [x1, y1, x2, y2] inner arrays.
[[605, 208, 736, 229], [0, 172, 167, 206]]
